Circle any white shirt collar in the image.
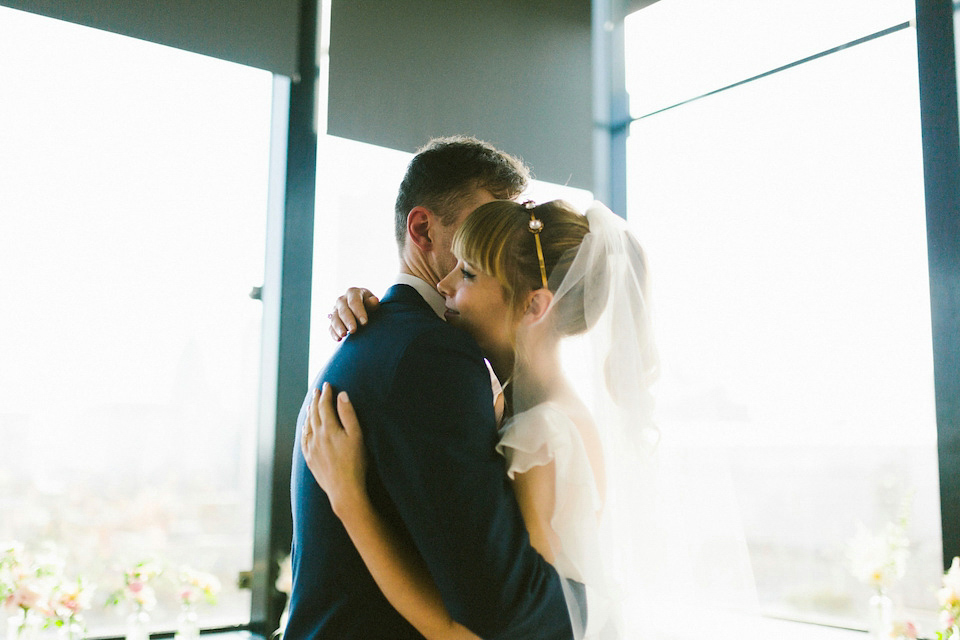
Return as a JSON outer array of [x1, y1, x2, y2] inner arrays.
[[396, 273, 446, 319]]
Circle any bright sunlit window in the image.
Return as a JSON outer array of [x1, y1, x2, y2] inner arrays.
[[626, 0, 914, 117], [626, 0, 940, 633], [0, 7, 272, 636]]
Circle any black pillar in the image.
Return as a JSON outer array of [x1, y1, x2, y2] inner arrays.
[[250, 0, 319, 634], [915, 0, 960, 569]]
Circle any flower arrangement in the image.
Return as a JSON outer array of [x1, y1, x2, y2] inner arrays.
[[105, 559, 164, 640], [1, 541, 94, 639], [172, 566, 221, 640], [846, 504, 911, 640], [937, 557, 960, 640], [3, 542, 227, 640], [106, 559, 163, 613], [2, 541, 49, 638], [50, 577, 96, 639], [848, 519, 910, 593], [176, 566, 221, 607]]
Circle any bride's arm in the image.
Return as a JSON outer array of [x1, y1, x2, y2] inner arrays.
[[510, 463, 559, 565], [328, 287, 380, 341], [302, 384, 481, 640]]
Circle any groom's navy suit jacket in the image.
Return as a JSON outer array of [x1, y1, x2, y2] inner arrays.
[[287, 284, 572, 639]]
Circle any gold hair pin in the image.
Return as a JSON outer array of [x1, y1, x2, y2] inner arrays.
[[523, 202, 548, 288]]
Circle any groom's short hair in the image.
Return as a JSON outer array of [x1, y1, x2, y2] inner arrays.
[[394, 136, 530, 246]]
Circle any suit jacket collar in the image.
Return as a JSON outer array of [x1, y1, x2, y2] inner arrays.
[[382, 282, 443, 317], [392, 274, 446, 319]]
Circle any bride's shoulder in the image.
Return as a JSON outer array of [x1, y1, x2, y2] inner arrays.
[[498, 401, 583, 455], [496, 401, 575, 478], [503, 401, 570, 431]]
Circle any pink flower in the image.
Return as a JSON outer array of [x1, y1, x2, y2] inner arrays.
[[61, 595, 79, 613], [7, 582, 44, 610], [890, 620, 918, 639], [131, 585, 156, 610], [56, 589, 89, 616], [177, 567, 220, 605]]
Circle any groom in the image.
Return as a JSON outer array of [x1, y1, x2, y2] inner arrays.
[[286, 137, 574, 639]]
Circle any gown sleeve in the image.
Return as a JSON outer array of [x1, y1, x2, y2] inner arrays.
[[496, 403, 572, 479], [495, 403, 603, 588]]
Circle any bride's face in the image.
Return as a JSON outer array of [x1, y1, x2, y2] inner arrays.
[[438, 258, 519, 362]]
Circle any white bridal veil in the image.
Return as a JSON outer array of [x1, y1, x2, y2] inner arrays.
[[512, 202, 758, 639]]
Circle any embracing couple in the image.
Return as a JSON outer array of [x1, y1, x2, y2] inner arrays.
[[286, 137, 658, 639]]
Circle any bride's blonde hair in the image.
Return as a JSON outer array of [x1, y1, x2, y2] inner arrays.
[[452, 199, 591, 332]]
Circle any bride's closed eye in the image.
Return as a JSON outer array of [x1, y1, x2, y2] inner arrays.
[[460, 267, 476, 281]]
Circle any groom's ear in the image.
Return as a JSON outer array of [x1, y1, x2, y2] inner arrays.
[[407, 207, 433, 252], [522, 289, 554, 324]]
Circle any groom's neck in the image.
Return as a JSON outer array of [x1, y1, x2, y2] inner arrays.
[[399, 247, 442, 289]]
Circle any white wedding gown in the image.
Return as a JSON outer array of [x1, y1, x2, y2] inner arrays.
[[496, 396, 758, 640], [497, 401, 602, 586], [496, 401, 613, 638]]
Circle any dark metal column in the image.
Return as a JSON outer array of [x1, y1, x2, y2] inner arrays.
[[250, 0, 319, 634], [915, 0, 960, 569]]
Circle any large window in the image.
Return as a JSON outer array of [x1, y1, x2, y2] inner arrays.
[[0, 7, 272, 636], [626, 0, 940, 633]]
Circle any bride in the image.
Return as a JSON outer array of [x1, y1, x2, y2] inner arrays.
[[304, 199, 695, 638]]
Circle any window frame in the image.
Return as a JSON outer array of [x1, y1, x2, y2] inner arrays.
[[915, 0, 960, 573], [248, 0, 319, 636]]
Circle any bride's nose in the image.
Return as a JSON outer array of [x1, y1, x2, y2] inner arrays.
[[437, 269, 456, 296]]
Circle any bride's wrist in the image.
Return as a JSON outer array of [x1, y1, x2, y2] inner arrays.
[[331, 485, 371, 522]]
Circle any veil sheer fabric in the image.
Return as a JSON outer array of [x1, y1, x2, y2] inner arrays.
[[504, 202, 758, 639]]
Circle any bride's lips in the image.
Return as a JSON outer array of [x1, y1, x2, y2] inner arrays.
[[443, 308, 459, 321]]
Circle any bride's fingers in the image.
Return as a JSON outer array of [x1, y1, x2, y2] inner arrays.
[[334, 295, 359, 335], [345, 288, 375, 326], [309, 386, 324, 433], [362, 290, 380, 313], [328, 323, 342, 342], [329, 311, 348, 341], [318, 382, 344, 434], [301, 388, 320, 456], [336, 391, 362, 440]]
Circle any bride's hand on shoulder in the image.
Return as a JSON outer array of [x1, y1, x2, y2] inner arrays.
[[329, 287, 380, 341], [301, 382, 369, 517]]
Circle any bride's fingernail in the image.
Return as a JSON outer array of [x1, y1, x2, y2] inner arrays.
[[339, 391, 349, 402]]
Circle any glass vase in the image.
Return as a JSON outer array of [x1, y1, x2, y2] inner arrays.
[[125, 609, 151, 640], [6, 610, 42, 640], [868, 589, 893, 639], [174, 603, 200, 640]]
